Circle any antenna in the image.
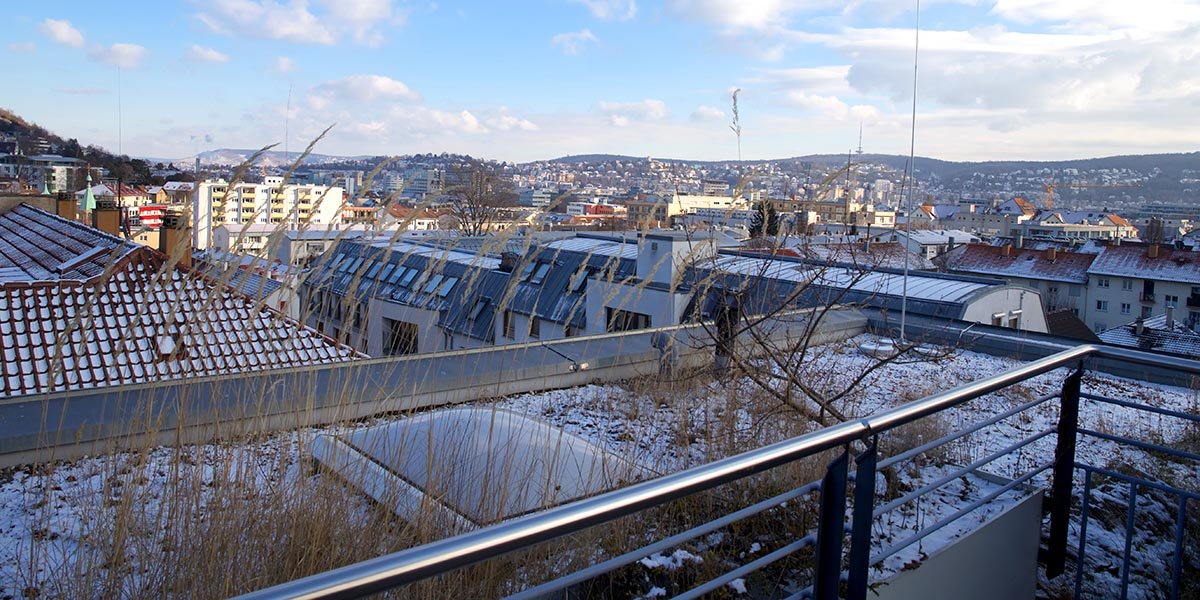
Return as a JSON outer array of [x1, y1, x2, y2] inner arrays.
[[856, 122, 863, 156], [285, 84, 292, 164], [899, 0, 921, 344], [117, 66, 123, 157], [729, 88, 742, 162]]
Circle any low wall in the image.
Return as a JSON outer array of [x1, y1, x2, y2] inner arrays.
[[0, 308, 869, 468]]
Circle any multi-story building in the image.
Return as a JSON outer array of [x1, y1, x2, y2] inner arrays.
[[192, 179, 345, 250]]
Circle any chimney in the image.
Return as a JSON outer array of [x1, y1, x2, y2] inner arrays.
[[1148, 244, 1160, 259], [1135, 317, 1145, 337], [160, 206, 193, 268], [1166, 305, 1175, 330], [93, 198, 121, 237], [1002, 244, 1012, 258], [55, 192, 76, 222], [1046, 247, 1057, 262], [498, 251, 519, 273], [1015, 234, 1024, 249]]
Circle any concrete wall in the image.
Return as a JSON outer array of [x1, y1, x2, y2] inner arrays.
[[961, 287, 1047, 333], [0, 308, 868, 468]]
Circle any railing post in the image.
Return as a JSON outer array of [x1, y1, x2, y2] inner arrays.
[[814, 448, 849, 600], [846, 439, 877, 600], [1046, 364, 1083, 578]]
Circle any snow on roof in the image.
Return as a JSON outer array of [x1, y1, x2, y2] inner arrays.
[[713, 255, 994, 304], [543, 235, 639, 259], [1099, 314, 1200, 357], [949, 244, 1094, 284], [1088, 245, 1200, 285], [0, 207, 361, 399], [162, 181, 195, 192], [899, 229, 978, 245], [368, 239, 502, 269], [0, 204, 139, 283]]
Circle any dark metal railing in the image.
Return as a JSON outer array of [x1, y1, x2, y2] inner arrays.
[[237, 344, 1200, 600]]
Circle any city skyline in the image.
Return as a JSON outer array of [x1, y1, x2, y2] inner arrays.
[[2, 1, 1198, 163]]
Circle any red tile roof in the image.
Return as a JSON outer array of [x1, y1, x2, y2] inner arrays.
[[1088, 244, 1200, 285], [948, 243, 1095, 284], [0, 203, 362, 399]]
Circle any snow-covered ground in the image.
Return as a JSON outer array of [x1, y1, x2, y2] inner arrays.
[[1, 335, 1196, 598]]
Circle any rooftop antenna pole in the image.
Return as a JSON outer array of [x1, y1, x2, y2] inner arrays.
[[729, 88, 742, 163], [899, 0, 921, 344]]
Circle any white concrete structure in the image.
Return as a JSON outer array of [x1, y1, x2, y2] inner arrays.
[[193, 180, 345, 250]]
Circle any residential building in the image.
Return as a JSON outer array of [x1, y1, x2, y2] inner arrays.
[[947, 244, 1096, 315], [1086, 244, 1200, 333], [192, 180, 345, 250]]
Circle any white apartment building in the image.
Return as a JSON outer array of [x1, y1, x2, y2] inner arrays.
[[193, 180, 345, 250]]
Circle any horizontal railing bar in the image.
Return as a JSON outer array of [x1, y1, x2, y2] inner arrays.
[[874, 430, 1053, 518], [1081, 393, 1200, 424], [877, 393, 1057, 470], [1079, 428, 1200, 464], [505, 480, 824, 600], [1074, 463, 1200, 500], [237, 344, 1199, 599], [873, 462, 1053, 563], [670, 533, 818, 600]]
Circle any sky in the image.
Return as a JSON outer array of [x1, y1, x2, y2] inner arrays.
[[2, 0, 1198, 163]]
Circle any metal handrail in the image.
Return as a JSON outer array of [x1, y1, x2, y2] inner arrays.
[[236, 343, 1200, 600]]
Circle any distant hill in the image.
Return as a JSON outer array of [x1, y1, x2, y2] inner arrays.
[[169, 148, 378, 169], [0, 106, 154, 183]]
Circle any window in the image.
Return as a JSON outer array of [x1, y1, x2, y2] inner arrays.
[[1166, 294, 1179, 308], [379, 263, 396, 282], [1142, 306, 1153, 318], [529, 317, 541, 338], [606, 307, 651, 332], [569, 267, 593, 294], [399, 268, 419, 288], [529, 262, 551, 285], [423, 274, 444, 294], [1120, 303, 1131, 315], [1069, 285, 1081, 297], [468, 297, 489, 321], [1122, 280, 1133, 291], [518, 262, 537, 280], [389, 266, 408, 284], [365, 261, 383, 279], [1096, 300, 1108, 312], [1097, 278, 1110, 288], [383, 319, 418, 355], [437, 277, 458, 297], [503, 310, 515, 338], [992, 313, 1004, 326]]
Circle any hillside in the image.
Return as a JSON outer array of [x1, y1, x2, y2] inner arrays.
[[0, 107, 154, 184]]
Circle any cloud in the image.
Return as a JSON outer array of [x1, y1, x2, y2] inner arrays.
[[274, 56, 298, 73], [188, 44, 231, 63], [598, 99, 668, 126], [570, 0, 637, 20], [7, 42, 36, 54], [665, 0, 804, 30], [39, 18, 84, 47], [309, 74, 421, 110], [195, 0, 402, 46], [487, 113, 540, 131], [551, 29, 598, 55], [88, 43, 147, 69], [690, 105, 725, 121]]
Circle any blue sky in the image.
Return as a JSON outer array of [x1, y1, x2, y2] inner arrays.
[[3, 1, 1198, 162]]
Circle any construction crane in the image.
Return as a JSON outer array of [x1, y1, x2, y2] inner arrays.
[[1044, 179, 1136, 211]]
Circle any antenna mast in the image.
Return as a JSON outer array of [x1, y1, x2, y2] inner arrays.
[[899, 0, 921, 344], [729, 88, 742, 162]]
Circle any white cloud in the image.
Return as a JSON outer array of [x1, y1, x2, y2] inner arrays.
[[274, 56, 297, 73], [487, 113, 540, 131], [690, 105, 725, 121], [88, 43, 147, 69], [7, 42, 36, 54], [188, 44, 230, 63], [598, 99, 668, 126], [665, 0, 806, 30], [309, 74, 421, 109], [39, 18, 84, 47], [989, 0, 1200, 33], [552, 29, 598, 55], [570, 0, 637, 20], [195, 0, 403, 46]]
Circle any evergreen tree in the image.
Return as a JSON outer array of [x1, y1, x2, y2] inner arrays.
[[750, 201, 779, 238]]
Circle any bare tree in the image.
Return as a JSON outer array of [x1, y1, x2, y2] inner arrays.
[[444, 161, 519, 236]]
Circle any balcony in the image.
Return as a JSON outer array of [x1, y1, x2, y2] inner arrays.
[[1187, 294, 1200, 308], [1141, 292, 1156, 303], [242, 344, 1200, 600]]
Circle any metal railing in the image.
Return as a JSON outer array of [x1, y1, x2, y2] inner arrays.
[[238, 344, 1200, 599]]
